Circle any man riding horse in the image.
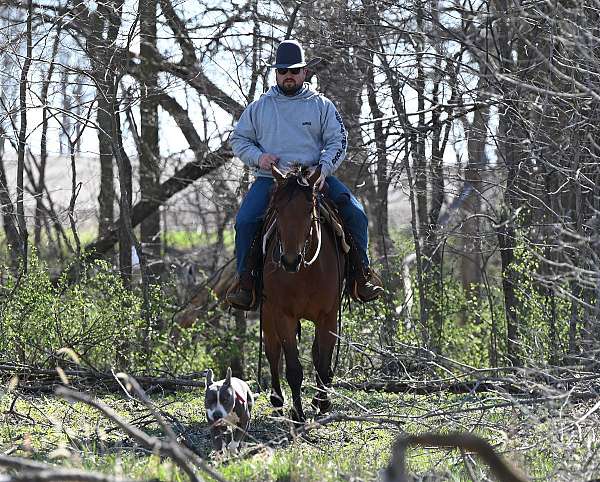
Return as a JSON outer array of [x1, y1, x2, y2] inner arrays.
[[228, 39, 383, 310]]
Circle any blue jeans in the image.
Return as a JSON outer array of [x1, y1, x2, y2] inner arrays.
[[234, 176, 369, 273]]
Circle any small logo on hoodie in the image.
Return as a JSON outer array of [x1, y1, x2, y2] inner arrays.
[[302, 121, 312, 126]]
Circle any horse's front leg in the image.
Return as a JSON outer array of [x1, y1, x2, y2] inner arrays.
[[280, 320, 305, 423], [263, 315, 285, 413], [311, 312, 338, 414]]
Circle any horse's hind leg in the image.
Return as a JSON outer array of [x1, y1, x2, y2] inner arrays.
[[311, 314, 337, 414], [264, 329, 285, 413]]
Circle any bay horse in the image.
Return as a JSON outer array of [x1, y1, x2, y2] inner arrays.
[[261, 165, 345, 423]]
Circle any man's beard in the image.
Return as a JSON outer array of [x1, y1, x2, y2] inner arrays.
[[279, 80, 302, 95]]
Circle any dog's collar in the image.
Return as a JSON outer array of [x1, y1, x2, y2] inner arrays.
[[235, 390, 246, 406]]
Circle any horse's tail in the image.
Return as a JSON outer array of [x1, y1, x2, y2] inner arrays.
[[296, 320, 301, 342]]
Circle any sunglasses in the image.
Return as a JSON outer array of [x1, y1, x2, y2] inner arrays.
[[276, 68, 302, 75]]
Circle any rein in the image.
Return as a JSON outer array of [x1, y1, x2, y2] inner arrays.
[[301, 196, 322, 267], [262, 178, 322, 269]]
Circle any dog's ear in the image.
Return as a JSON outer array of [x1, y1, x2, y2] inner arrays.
[[224, 367, 232, 386], [205, 368, 214, 388]]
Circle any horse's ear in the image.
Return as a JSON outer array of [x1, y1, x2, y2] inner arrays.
[[308, 164, 322, 187], [272, 165, 285, 185], [205, 368, 214, 388]]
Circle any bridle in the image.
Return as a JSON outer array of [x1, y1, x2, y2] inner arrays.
[[262, 175, 322, 270], [300, 187, 322, 267]]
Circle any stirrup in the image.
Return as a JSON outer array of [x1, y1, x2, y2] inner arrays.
[[227, 288, 258, 311], [350, 269, 383, 303], [226, 275, 259, 311]]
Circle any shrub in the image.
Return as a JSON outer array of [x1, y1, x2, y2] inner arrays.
[[0, 253, 211, 374]]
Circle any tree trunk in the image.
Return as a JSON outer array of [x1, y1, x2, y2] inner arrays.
[[496, 215, 520, 366], [86, 1, 124, 239], [16, 0, 33, 271], [458, 77, 490, 324], [493, 0, 527, 366], [366, 55, 396, 347], [97, 96, 115, 239], [404, 3, 438, 349], [35, 23, 62, 249], [139, 0, 162, 282], [0, 130, 20, 270]]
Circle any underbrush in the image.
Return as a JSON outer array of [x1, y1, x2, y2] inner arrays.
[[0, 240, 596, 480], [1, 386, 598, 481], [0, 222, 582, 378], [0, 238, 579, 381], [0, 253, 215, 374]]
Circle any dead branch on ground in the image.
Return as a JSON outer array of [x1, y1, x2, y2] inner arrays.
[[55, 381, 226, 482], [172, 258, 236, 333], [383, 432, 529, 482], [0, 454, 144, 481]]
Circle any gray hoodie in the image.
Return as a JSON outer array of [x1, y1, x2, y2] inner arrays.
[[229, 84, 347, 178]]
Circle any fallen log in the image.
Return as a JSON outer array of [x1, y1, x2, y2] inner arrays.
[[171, 258, 236, 333], [333, 378, 532, 396], [0, 454, 142, 482], [0, 364, 206, 393], [333, 371, 600, 396]]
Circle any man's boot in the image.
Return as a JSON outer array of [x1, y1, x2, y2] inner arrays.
[[352, 265, 384, 303], [226, 271, 257, 311]]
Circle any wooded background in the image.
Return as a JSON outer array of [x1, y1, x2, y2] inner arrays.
[[0, 0, 599, 376]]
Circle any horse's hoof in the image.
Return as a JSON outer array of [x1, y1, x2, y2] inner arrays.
[[270, 391, 285, 409], [272, 407, 285, 418], [290, 407, 306, 425], [312, 396, 332, 414]]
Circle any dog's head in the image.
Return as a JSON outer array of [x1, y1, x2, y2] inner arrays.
[[204, 367, 236, 423]]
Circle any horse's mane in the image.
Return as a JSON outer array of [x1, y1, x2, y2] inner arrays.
[[273, 166, 313, 202]]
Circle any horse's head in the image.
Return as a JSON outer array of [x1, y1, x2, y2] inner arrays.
[[271, 164, 321, 273]]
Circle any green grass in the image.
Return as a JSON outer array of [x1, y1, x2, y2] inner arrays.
[[2, 385, 599, 481], [164, 229, 235, 251], [0, 228, 235, 265]]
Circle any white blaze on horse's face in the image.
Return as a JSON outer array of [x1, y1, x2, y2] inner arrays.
[[271, 165, 321, 272], [281, 191, 314, 269]]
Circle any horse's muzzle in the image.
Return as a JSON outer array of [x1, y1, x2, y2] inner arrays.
[[281, 253, 302, 273]]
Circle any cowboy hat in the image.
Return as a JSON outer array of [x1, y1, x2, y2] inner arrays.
[[270, 40, 309, 69]]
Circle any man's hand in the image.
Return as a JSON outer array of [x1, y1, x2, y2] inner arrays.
[[258, 153, 279, 170], [310, 165, 327, 191]]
